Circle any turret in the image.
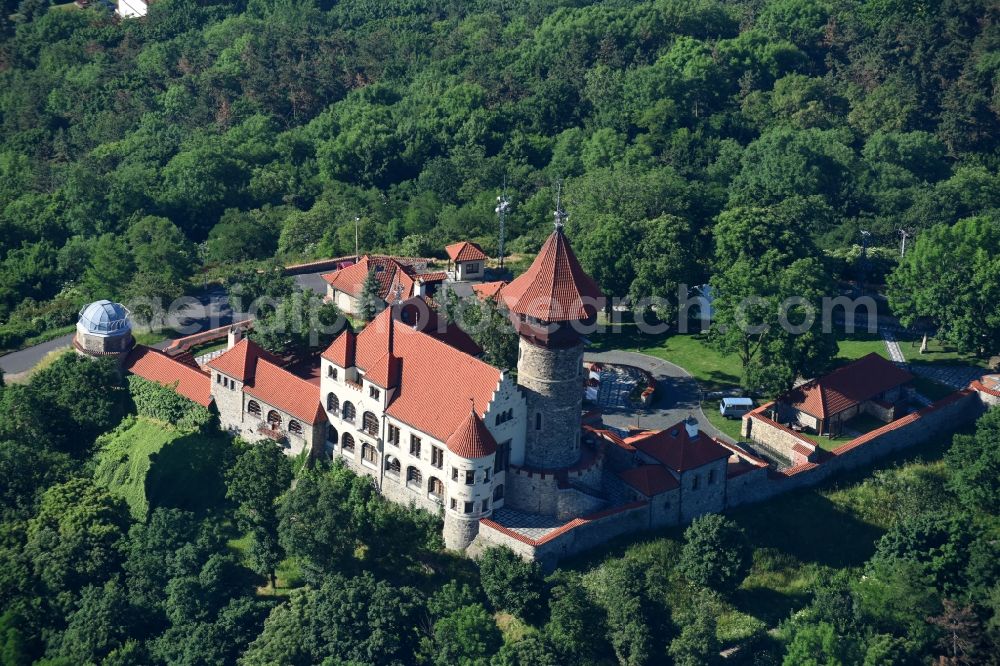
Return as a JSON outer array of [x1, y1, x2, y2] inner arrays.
[[502, 208, 604, 469]]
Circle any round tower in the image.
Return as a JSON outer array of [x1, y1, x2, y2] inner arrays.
[[502, 210, 604, 469], [442, 406, 498, 551], [74, 300, 134, 362]]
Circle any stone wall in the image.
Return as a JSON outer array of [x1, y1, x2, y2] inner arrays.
[[505, 466, 605, 520], [678, 458, 727, 523], [742, 405, 817, 464], [475, 500, 651, 570], [727, 389, 986, 507]]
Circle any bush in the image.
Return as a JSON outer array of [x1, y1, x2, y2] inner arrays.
[[128, 375, 215, 432]]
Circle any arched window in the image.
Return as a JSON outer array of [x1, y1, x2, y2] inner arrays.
[[493, 484, 504, 501], [341, 433, 355, 452], [385, 456, 400, 477], [327, 424, 338, 445], [406, 466, 422, 488], [362, 411, 379, 436], [288, 420, 303, 435], [247, 400, 261, 417], [267, 410, 281, 427], [362, 443, 377, 465], [327, 393, 339, 413], [342, 401, 356, 422], [428, 476, 444, 499]]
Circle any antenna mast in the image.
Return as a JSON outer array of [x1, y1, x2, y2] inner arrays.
[[495, 177, 510, 269], [553, 180, 568, 231]]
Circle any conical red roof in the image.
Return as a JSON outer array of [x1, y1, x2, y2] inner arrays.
[[502, 229, 603, 322], [446, 409, 497, 459]]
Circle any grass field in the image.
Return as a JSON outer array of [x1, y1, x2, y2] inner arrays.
[[93, 416, 231, 519]]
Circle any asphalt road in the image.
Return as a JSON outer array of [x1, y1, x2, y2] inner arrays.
[[584, 349, 731, 443]]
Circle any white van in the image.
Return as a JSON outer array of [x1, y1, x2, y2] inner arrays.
[[720, 397, 754, 419]]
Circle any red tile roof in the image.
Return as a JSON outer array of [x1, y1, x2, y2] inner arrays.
[[415, 271, 448, 283], [502, 229, 603, 322], [125, 346, 213, 407], [472, 281, 507, 302], [446, 409, 497, 458], [630, 422, 731, 472], [445, 241, 488, 263], [244, 357, 324, 425], [340, 308, 502, 443], [321, 328, 356, 367], [618, 465, 679, 496], [321, 255, 416, 302], [206, 338, 282, 383], [209, 339, 323, 424], [781, 353, 914, 419]]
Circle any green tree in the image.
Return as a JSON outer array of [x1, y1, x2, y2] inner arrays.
[[782, 621, 860, 666], [478, 547, 544, 621], [55, 578, 135, 665], [241, 573, 422, 665], [125, 215, 196, 303], [888, 215, 1000, 355], [946, 408, 1000, 514], [357, 268, 383, 323], [250, 289, 349, 356], [431, 604, 502, 666], [25, 479, 130, 612], [226, 441, 293, 590], [678, 514, 752, 593], [544, 572, 606, 661], [668, 598, 720, 666]]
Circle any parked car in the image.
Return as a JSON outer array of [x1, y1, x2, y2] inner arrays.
[[720, 397, 754, 419]]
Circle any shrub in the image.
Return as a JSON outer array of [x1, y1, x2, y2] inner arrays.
[[678, 514, 752, 593], [128, 375, 215, 432]]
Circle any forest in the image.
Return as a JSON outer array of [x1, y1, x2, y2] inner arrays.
[[0, 0, 998, 368]]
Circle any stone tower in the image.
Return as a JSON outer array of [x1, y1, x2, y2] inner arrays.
[[502, 213, 604, 469], [74, 300, 134, 364]]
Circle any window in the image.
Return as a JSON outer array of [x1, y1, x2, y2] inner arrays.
[[708, 469, 716, 485], [410, 435, 421, 458], [428, 477, 444, 498], [369, 386, 380, 400], [493, 484, 504, 501], [342, 401, 356, 422], [327, 425, 338, 445], [362, 443, 377, 465], [387, 424, 400, 446], [362, 411, 379, 437], [451, 467, 459, 481], [327, 365, 338, 379], [327, 393, 339, 413], [341, 433, 355, 452], [385, 456, 400, 477], [406, 466, 422, 488], [494, 441, 510, 473], [288, 420, 303, 435], [481, 498, 490, 512], [484, 468, 491, 482], [535, 413, 542, 430], [494, 409, 514, 426], [464, 501, 473, 514], [450, 498, 457, 510], [692, 474, 700, 490], [465, 470, 475, 485], [267, 410, 281, 427], [431, 446, 444, 469], [216, 374, 221, 384], [247, 400, 261, 417]]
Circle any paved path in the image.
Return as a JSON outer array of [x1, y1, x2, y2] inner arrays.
[[910, 364, 988, 390], [584, 350, 731, 443], [882, 330, 906, 364], [0, 333, 75, 376]]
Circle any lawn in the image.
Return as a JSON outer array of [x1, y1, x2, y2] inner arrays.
[[903, 336, 992, 368], [93, 416, 232, 519], [703, 404, 750, 442], [834, 331, 888, 363], [911, 375, 958, 401]]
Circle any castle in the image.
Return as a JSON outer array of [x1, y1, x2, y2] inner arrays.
[[76, 221, 999, 565]]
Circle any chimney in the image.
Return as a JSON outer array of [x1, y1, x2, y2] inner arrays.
[[684, 415, 699, 440], [227, 324, 243, 349]]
